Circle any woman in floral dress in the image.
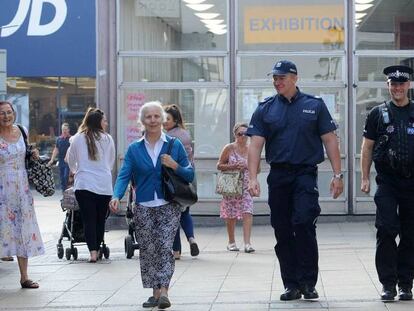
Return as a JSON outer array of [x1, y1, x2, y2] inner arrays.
[[217, 122, 255, 253], [0, 101, 45, 289]]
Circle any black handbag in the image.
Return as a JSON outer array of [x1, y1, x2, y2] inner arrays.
[[162, 138, 198, 207], [17, 125, 55, 197]]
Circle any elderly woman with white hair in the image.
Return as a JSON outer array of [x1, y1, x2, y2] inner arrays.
[[109, 101, 194, 310]]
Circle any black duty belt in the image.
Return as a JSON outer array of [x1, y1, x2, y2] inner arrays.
[[270, 162, 315, 170]]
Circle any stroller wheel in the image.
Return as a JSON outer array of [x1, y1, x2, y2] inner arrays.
[[72, 247, 78, 260], [103, 246, 110, 259], [65, 248, 72, 260], [57, 244, 64, 259], [125, 236, 134, 259]]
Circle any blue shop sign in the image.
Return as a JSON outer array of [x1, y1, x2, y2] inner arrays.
[[0, 0, 96, 77]]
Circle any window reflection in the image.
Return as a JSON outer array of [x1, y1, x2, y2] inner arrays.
[[120, 0, 228, 51], [356, 0, 414, 50], [358, 57, 414, 81], [123, 56, 225, 82], [240, 56, 343, 82], [119, 88, 228, 156], [238, 0, 345, 51]]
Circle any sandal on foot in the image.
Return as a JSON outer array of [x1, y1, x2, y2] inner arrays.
[[244, 244, 255, 253], [227, 243, 239, 251], [142, 296, 159, 308], [20, 280, 39, 289], [1, 256, 14, 261]]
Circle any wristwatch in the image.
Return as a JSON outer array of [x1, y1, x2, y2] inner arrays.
[[333, 173, 343, 179]]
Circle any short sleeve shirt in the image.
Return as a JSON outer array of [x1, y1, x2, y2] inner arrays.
[[246, 89, 337, 165], [56, 136, 71, 161]]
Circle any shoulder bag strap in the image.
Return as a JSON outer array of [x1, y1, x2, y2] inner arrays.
[[16, 124, 29, 149], [166, 137, 176, 155]]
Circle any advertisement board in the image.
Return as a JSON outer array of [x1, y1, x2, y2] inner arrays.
[[0, 0, 96, 77]]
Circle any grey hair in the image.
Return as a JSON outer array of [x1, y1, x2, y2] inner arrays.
[[138, 101, 166, 126]]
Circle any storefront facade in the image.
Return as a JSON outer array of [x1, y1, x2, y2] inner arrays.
[[0, 0, 97, 189], [101, 0, 414, 215]]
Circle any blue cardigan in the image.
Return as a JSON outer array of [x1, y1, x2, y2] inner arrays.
[[113, 136, 194, 204]]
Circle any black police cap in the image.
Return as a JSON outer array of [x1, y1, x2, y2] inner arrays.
[[383, 65, 413, 82], [268, 60, 297, 76]]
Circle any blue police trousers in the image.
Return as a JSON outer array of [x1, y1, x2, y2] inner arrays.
[[268, 166, 321, 289]]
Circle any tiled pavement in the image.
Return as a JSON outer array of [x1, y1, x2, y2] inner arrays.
[[0, 194, 413, 310]]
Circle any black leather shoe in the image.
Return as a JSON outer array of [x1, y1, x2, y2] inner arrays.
[[398, 287, 413, 301], [280, 288, 301, 301], [301, 285, 319, 299], [142, 296, 158, 308], [380, 286, 397, 301]]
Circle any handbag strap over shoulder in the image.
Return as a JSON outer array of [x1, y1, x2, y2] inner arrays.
[[17, 124, 28, 149], [166, 137, 176, 155]]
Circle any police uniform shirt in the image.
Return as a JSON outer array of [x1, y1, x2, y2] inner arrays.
[[363, 101, 413, 141], [363, 101, 414, 172], [246, 88, 337, 166]]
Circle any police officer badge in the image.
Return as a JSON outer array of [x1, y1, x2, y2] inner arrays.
[[386, 125, 394, 133]]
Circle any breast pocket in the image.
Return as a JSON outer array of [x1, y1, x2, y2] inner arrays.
[[300, 112, 317, 131]]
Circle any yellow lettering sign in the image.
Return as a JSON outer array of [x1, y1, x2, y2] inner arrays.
[[244, 5, 344, 44]]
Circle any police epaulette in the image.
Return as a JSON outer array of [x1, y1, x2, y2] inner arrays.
[[308, 94, 324, 101], [258, 95, 274, 106]]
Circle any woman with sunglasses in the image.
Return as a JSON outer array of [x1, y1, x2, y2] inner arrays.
[[217, 122, 255, 253]]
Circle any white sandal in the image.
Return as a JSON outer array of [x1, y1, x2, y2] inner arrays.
[[244, 244, 255, 253], [227, 243, 239, 251]]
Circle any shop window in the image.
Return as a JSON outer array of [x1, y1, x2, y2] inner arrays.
[[119, 0, 228, 51], [238, 0, 345, 51], [356, 0, 414, 50]]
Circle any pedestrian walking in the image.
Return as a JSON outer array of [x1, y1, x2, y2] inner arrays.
[[0, 101, 45, 289], [246, 60, 343, 301], [163, 104, 199, 260], [360, 64, 414, 301], [109, 101, 194, 310], [65, 108, 115, 263], [48, 122, 71, 192], [217, 122, 255, 253]]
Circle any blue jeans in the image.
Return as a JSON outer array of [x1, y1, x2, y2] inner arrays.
[[59, 162, 70, 191], [173, 207, 195, 252]]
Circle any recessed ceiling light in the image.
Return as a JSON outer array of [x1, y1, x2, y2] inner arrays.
[[210, 29, 227, 35], [183, 0, 207, 4], [355, 4, 373, 11], [355, 0, 374, 4], [200, 19, 224, 25], [206, 24, 226, 30], [355, 13, 367, 19], [195, 13, 220, 19], [186, 4, 214, 11]]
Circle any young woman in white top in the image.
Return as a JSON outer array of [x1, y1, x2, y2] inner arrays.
[[66, 108, 115, 262]]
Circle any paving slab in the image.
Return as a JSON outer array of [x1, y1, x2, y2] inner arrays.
[[0, 193, 413, 310]]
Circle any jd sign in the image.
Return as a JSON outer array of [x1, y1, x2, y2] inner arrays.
[[0, 0, 67, 37]]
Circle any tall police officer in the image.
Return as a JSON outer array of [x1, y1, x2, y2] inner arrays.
[[361, 64, 414, 301], [247, 60, 343, 301]]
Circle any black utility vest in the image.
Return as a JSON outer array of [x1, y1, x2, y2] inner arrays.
[[372, 101, 414, 178]]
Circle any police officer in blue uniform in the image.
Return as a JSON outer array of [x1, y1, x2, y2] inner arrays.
[[247, 60, 343, 301], [361, 65, 414, 301]]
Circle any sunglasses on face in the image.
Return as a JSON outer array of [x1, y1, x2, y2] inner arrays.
[[236, 132, 246, 137]]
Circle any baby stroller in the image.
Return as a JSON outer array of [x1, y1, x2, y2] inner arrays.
[[57, 187, 110, 261], [124, 182, 139, 259]]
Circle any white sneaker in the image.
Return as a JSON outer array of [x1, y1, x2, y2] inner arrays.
[[244, 244, 255, 253], [227, 243, 239, 251]]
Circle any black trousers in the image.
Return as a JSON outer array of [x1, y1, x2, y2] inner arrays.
[[75, 190, 111, 252], [374, 174, 414, 289], [268, 166, 321, 289]]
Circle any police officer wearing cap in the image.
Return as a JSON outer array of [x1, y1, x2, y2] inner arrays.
[[361, 65, 414, 301], [246, 60, 343, 301]]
